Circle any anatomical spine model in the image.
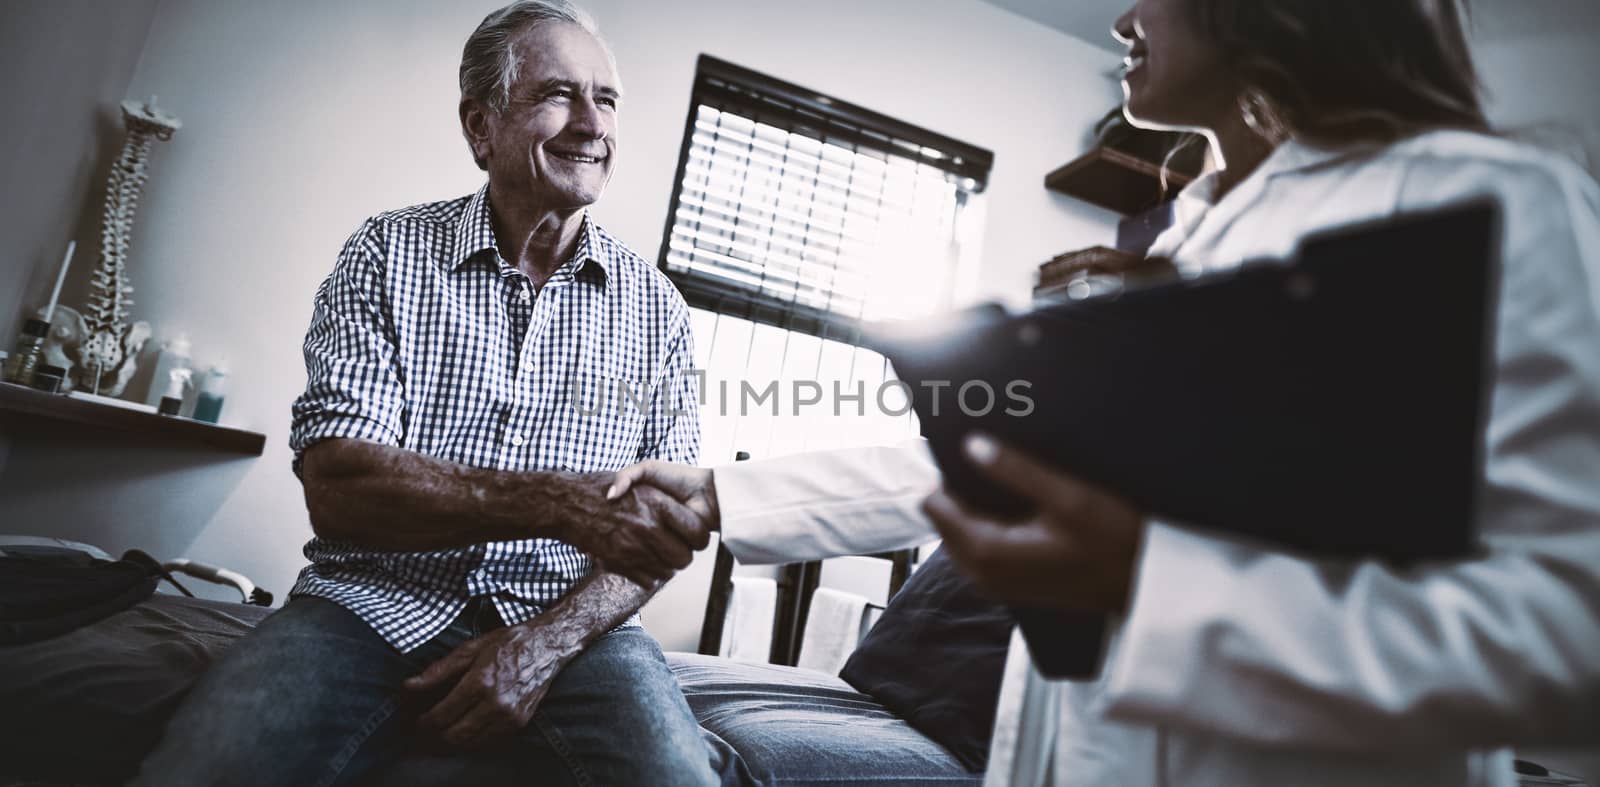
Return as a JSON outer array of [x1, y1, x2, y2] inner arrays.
[[73, 97, 180, 395]]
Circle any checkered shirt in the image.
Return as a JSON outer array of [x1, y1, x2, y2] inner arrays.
[[288, 184, 700, 652]]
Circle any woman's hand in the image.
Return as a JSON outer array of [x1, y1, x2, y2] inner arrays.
[[921, 433, 1146, 613], [605, 460, 720, 530]]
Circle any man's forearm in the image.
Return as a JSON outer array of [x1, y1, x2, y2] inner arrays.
[[526, 571, 656, 654], [302, 438, 602, 552]]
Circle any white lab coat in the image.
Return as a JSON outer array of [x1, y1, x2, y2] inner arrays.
[[715, 130, 1600, 787]]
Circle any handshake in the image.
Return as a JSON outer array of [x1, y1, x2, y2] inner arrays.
[[565, 461, 720, 588]]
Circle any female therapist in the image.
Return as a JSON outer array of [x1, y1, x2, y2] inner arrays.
[[611, 0, 1600, 784]]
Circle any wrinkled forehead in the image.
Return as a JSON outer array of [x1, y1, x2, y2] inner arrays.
[[509, 21, 622, 95]]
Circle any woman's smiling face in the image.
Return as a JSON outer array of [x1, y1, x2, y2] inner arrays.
[[1113, 0, 1239, 133]]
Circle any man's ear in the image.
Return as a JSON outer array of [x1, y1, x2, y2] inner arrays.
[[459, 97, 492, 172]]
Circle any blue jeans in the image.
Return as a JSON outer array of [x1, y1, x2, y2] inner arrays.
[[130, 595, 722, 787]]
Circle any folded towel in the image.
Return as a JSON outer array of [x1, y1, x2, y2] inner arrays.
[[797, 587, 871, 675], [721, 576, 777, 663]]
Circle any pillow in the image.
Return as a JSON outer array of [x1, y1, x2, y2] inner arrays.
[[0, 592, 270, 783], [838, 548, 1014, 771], [1, 546, 160, 644]]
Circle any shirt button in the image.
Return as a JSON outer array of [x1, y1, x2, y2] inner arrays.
[[508, 433, 525, 447], [519, 288, 532, 302], [521, 360, 535, 373]]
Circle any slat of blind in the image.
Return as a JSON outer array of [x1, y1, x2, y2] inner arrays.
[[690, 131, 895, 198], [670, 109, 960, 322], [660, 74, 982, 338], [690, 112, 956, 188], [687, 130, 951, 208], [689, 58, 992, 189], [666, 231, 869, 294], [678, 152, 952, 251], [669, 216, 853, 276], [667, 248, 865, 315]]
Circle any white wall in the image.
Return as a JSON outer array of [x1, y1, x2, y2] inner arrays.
[[0, 0, 161, 369], [1473, 27, 1600, 174], [3, 0, 1121, 646]]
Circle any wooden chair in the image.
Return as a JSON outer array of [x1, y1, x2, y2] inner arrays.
[[696, 541, 918, 666]]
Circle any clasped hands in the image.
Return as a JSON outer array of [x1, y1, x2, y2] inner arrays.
[[604, 436, 1145, 614], [558, 468, 719, 589]]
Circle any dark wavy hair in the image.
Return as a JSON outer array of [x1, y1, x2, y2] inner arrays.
[[1187, 0, 1491, 146]]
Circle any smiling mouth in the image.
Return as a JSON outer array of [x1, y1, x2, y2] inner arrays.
[[550, 150, 605, 164]]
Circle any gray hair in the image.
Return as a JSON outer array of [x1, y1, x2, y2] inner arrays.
[[460, 0, 604, 115]]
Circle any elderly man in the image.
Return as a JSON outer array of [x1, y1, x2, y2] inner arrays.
[[131, 3, 718, 785]]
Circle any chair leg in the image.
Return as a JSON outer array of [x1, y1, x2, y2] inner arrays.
[[697, 542, 737, 656], [770, 560, 821, 666]]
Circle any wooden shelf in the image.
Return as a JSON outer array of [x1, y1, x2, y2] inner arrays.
[[0, 381, 265, 455], [1044, 146, 1193, 216]]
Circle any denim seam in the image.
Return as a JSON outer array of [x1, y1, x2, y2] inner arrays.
[[530, 713, 592, 787], [313, 697, 399, 787]]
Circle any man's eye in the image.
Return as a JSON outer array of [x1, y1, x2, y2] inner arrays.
[[597, 96, 618, 109]]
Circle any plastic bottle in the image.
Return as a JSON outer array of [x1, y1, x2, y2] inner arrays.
[[158, 367, 192, 416], [193, 362, 227, 423], [144, 333, 192, 406]]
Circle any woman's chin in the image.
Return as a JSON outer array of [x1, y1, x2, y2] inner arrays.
[[1121, 100, 1189, 134], [1120, 100, 1160, 129]]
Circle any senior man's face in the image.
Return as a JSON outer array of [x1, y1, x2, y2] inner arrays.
[[481, 22, 619, 210]]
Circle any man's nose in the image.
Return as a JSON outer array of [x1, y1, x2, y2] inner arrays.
[[567, 96, 610, 139]]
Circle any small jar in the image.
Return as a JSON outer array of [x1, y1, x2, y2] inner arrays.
[[6, 318, 49, 386], [29, 364, 66, 394]]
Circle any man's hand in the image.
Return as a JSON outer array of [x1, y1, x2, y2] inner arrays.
[[921, 433, 1146, 613], [605, 460, 720, 530], [560, 475, 713, 586], [404, 618, 579, 749]]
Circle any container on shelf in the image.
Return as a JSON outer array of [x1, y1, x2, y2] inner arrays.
[[145, 333, 192, 407], [193, 363, 227, 424], [5, 318, 50, 386]]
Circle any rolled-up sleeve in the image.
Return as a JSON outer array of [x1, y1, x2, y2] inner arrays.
[[289, 220, 406, 479], [718, 440, 941, 564]]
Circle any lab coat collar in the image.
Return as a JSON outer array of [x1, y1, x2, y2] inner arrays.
[[1158, 137, 1362, 261]]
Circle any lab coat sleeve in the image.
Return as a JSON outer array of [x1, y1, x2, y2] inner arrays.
[[716, 439, 941, 565], [1097, 154, 1600, 749]]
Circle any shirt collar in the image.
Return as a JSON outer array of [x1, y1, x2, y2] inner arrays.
[[449, 183, 612, 289], [450, 183, 499, 271], [1174, 138, 1357, 203], [1164, 138, 1360, 238]]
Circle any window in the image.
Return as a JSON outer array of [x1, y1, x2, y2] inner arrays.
[[659, 56, 993, 463]]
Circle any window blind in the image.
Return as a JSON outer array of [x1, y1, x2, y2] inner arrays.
[[658, 56, 994, 343]]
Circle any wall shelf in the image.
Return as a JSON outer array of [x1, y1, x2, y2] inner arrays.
[[0, 381, 265, 456], [1044, 146, 1193, 216]]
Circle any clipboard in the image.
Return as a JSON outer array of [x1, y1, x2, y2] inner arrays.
[[866, 199, 1502, 679]]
